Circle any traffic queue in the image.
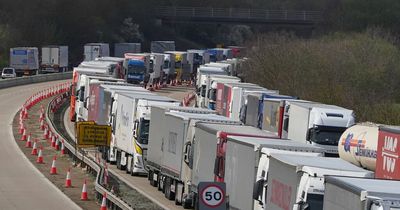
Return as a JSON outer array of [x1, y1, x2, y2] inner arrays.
[[69, 41, 400, 210]]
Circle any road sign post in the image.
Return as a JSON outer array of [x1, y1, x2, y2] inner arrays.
[[198, 182, 226, 210]]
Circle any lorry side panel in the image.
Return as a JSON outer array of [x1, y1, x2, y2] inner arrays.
[[244, 94, 260, 127], [191, 127, 218, 187], [262, 100, 281, 134], [225, 141, 256, 210], [287, 104, 310, 143], [323, 182, 361, 210], [59, 46, 68, 68], [266, 157, 298, 210], [145, 107, 165, 167], [161, 115, 187, 176], [115, 94, 134, 153]]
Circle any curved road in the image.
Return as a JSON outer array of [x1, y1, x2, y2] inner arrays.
[[0, 80, 81, 210]]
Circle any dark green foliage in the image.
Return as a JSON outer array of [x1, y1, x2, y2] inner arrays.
[[244, 30, 400, 124]]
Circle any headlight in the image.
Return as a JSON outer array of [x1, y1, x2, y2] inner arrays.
[[135, 143, 143, 155]]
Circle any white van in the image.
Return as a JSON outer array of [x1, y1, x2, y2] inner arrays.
[[2, 67, 16, 79]]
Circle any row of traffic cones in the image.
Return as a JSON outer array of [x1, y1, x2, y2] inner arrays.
[[19, 82, 108, 209]]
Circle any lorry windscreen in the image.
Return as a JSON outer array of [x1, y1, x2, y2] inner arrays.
[[128, 65, 145, 75], [138, 119, 150, 144], [306, 193, 323, 210], [310, 126, 347, 145], [163, 60, 170, 69]]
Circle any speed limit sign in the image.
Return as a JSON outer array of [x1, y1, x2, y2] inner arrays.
[[198, 182, 226, 210]]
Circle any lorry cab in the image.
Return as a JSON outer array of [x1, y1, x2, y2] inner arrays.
[[205, 75, 241, 110], [285, 102, 355, 156], [123, 53, 150, 84], [207, 48, 224, 62]]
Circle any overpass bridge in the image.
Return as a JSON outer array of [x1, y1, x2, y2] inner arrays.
[[155, 6, 322, 26]]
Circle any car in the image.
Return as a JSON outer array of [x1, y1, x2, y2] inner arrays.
[[2, 67, 16, 79]]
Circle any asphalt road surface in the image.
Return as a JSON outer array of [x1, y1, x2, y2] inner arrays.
[[0, 80, 81, 210]]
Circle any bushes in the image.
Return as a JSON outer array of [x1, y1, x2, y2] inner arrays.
[[244, 30, 400, 124]]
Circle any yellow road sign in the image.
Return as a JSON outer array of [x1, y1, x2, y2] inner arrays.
[[77, 122, 111, 147]]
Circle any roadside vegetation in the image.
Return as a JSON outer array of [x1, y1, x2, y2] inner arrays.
[[244, 29, 400, 124]]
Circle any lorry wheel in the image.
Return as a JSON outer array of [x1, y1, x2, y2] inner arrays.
[[164, 177, 174, 200], [116, 151, 121, 170], [182, 197, 192, 209], [157, 175, 163, 191]]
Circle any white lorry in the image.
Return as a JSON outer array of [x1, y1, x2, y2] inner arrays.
[[204, 62, 234, 76], [75, 75, 124, 122], [323, 176, 400, 210], [95, 57, 125, 79], [147, 112, 240, 204], [217, 135, 324, 210], [146, 106, 216, 188], [83, 43, 110, 61], [286, 101, 355, 156], [265, 154, 374, 210], [113, 93, 179, 174], [9, 47, 39, 76], [149, 53, 164, 90], [114, 43, 141, 57], [106, 89, 153, 163], [40, 46, 68, 73], [150, 41, 175, 53], [202, 75, 241, 110], [186, 123, 278, 209]]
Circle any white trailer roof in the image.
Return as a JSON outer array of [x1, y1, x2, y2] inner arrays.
[[119, 92, 177, 102], [151, 105, 215, 114], [271, 154, 372, 172], [196, 123, 273, 137], [325, 176, 400, 196], [290, 101, 352, 111], [166, 112, 236, 122], [226, 136, 324, 153]]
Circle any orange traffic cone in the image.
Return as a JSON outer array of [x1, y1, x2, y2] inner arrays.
[[39, 112, 44, 123], [50, 155, 57, 174], [36, 146, 44, 164], [19, 123, 24, 134], [40, 120, 45, 130], [51, 135, 56, 148], [43, 127, 48, 139], [25, 136, 32, 148], [100, 192, 107, 210], [25, 133, 31, 143], [31, 140, 38, 155], [55, 137, 60, 150], [65, 168, 72, 188], [20, 129, 27, 141], [23, 108, 28, 119], [61, 140, 66, 155], [81, 179, 88, 200]]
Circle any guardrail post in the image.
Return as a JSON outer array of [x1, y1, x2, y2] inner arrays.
[[265, 10, 269, 20], [303, 11, 306, 21], [192, 7, 195, 17], [285, 10, 288, 20], [248, 9, 251, 19], [229, 8, 232, 17], [211, 8, 214, 17]]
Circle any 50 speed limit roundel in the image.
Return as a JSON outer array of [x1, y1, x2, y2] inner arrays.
[[200, 184, 225, 207]]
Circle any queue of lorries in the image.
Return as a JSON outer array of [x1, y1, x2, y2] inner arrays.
[[68, 41, 400, 210]]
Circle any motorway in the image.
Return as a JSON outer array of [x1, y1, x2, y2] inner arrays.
[[0, 81, 81, 210], [63, 86, 194, 210]]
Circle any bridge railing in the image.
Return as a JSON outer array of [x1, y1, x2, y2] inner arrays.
[[156, 6, 322, 22]]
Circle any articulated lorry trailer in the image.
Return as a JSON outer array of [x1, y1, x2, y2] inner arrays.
[[339, 123, 400, 180], [323, 176, 400, 210], [70, 67, 124, 122], [146, 106, 215, 185], [114, 43, 141, 57], [95, 57, 125, 79], [150, 41, 175, 53], [84, 43, 109, 61], [203, 75, 241, 110], [79, 60, 123, 80], [40, 45, 68, 73], [219, 135, 324, 210], [146, 111, 240, 206], [186, 123, 278, 209], [113, 93, 179, 175], [149, 53, 164, 90], [10, 47, 39, 76], [265, 154, 374, 210]]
